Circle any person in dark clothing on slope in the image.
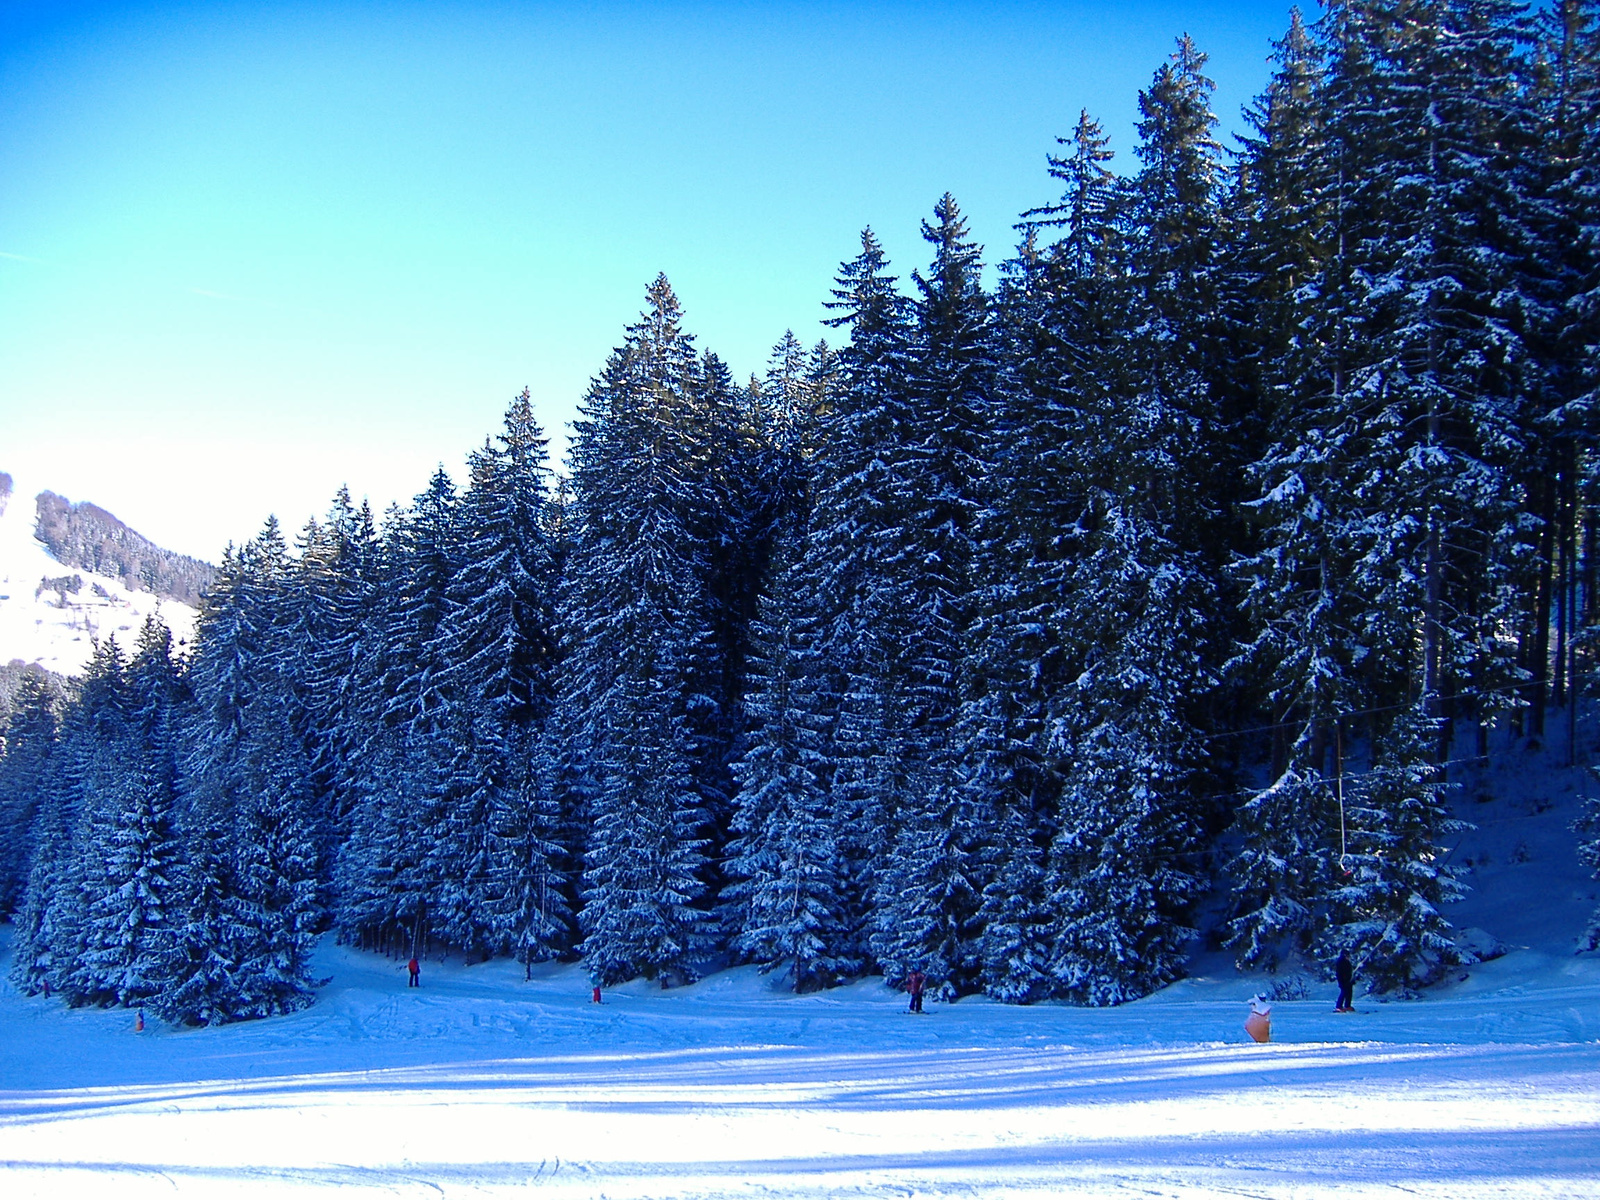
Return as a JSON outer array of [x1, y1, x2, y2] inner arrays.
[[408, 956, 421, 988], [905, 968, 926, 1014], [1334, 950, 1354, 1012]]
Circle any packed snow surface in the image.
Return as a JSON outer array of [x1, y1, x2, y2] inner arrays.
[[0, 473, 197, 676], [2, 932, 1598, 1199]]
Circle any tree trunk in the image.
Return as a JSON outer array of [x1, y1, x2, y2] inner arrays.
[[1530, 473, 1556, 740]]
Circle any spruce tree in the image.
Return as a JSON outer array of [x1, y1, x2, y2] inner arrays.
[[725, 535, 848, 990], [224, 701, 324, 1017], [838, 197, 997, 995], [1327, 709, 1466, 993], [7, 638, 136, 1004], [579, 666, 712, 986], [75, 620, 186, 1008], [1225, 11, 1353, 969], [423, 391, 565, 959], [0, 672, 60, 917], [960, 112, 1129, 1003], [1036, 38, 1223, 1004], [561, 277, 731, 984], [152, 800, 241, 1026], [811, 229, 915, 973]]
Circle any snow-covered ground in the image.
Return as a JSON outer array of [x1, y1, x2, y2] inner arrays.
[[0, 473, 197, 675], [2, 929, 1597, 1198]]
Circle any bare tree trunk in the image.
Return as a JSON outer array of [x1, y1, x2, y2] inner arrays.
[[1531, 474, 1556, 740], [1425, 514, 1445, 765]]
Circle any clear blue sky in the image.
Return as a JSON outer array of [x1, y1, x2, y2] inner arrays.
[[1, 0, 1298, 562]]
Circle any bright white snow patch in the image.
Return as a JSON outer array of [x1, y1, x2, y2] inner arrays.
[[0, 473, 197, 675], [1, 937, 1597, 1198]]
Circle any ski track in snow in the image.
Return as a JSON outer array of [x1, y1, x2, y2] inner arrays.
[[2, 939, 1598, 1198]]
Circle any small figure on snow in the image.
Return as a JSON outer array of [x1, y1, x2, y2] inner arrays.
[[1334, 950, 1355, 1013], [591, 985, 602, 1004], [905, 968, 926, 1014], [408, 956, 421, 988], [1245, 993, 1272, 1043]]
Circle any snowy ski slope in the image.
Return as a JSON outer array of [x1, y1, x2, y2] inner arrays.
[[1, 931, 1597, 1199]]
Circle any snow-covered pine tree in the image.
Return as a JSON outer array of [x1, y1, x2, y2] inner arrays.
[[560, 276, 733, 984], [0, 671, 60, 917], [725, 530, 849, 991], [186, 520, 291, 753], [864, 194, 997, 997], [1224, 11, 1355, 970], [7, 786, 70, 996], [1125, 34, 1231, 544], [333, 472, 461, 953], [675, 345, 769, 893], [964, 109, 1124, 1003], [24, 637, 134, 1004], [722, 332, 856, 988], [1224, 7, 1332, 454], [296, 487, 383, 850], [78, 759, 182, 1007], [223, 699, 324, 1017], [1226, 0, 1533, 986], [578, 663, 712, 986], [184, 520, 327, 1015], [810, 229, 915, 973], [1562, 4, 1600, 761], [381, 468, 463, 733], [334, 732, 433, 954], [1523, 0, 1600, 747], [1040, 38, 1222, 1005], [4, 659, 96, 996], [75, 619, 186, 1009], [421, 391, 566, 960], [434, 391, 558, 734], [1327, 708, 1466, 993], [493, 725, 570, 976], [151, 797, 240, 1026], [1297, 0, 1531, 985], [1044, 503, 1211, 1006]]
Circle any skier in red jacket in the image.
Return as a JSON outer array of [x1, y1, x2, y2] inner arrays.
[[905, 969, 926, 1014], [407, 957, 420, 988]]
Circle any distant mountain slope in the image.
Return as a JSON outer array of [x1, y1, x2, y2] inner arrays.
[[0, 472, 199, 677], [34, 490, 214, 606]]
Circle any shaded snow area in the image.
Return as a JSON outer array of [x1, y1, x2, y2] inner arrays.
[[2, 933, 1598, 1198], [0, 473, 197, 675]]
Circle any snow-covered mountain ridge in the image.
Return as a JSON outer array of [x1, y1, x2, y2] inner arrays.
[[0, 471, 198, 677]]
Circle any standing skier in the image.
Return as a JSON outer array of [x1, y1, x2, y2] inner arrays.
[[1334, 951, 1354, 1012], [408, 956, 421, 988], [905, 968, 926, 1014]]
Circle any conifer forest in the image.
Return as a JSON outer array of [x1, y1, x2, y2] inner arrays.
[[4, 0, 1600, 1024]]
